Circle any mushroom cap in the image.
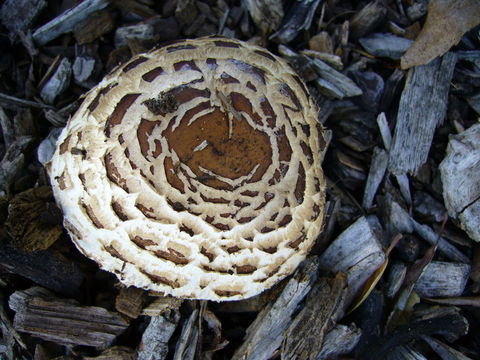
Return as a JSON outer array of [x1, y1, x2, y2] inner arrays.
[[48, 37, 327, 301]]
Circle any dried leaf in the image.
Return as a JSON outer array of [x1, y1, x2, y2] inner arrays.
[[348, 235, 402, 313], [401, 0, 480, 69], [349, 259, 389, 313], [6, 186, 63, 252]]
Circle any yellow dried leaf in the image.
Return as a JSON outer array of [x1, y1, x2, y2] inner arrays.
[[348, 257, 389, 313], [348, 235, 403, 313], [401, 0, 480, 69]]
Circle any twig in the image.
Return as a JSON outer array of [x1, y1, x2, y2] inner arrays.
[[0, 92, 55, 110]]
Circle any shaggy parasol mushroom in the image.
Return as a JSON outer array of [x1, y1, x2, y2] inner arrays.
[[48, 37, 328, 301]]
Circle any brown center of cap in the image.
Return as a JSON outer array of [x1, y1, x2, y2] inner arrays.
[[163, 106, 272, 186]]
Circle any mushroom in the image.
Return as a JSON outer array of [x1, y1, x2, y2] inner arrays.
[[48, 37, 328, 301]]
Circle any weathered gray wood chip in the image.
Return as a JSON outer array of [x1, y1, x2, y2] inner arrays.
[[32, 0, 109, 45], [0, 0, 47, 35], [232, 257, 320, 360], [415, 261, 471, 298], [413, 191, 446, 223], [9, 287, 128, 347], [318, 216, 386, 308], [173, 309, 199, 360], [0, 106, 14, 149], [412, 220, 469, 263], [311, 58, 363, 99], [37, 127, 62, 165], [422, 335, 473, 360], [114, 23, 156, 48], [362, 147, 388, 209], [350, 1, 387, 38], [0, 136, 34, 195], [440, 123, 480, 242], [359, 33, 412, 60], [282, 273, 348, 360], [389, 52, 457, 175], [137, 311, 180, 360], [380, 194, 468, 263], [40, 58, 72, 104], [385, 261, 407, 299], [316, 323, 362, 360], [376, 112, 411, 204]]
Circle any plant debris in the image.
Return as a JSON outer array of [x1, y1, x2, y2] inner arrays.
[[401, 0, 480, 69]]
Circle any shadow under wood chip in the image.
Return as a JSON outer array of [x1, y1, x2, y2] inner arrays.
[[357, 309, 468, 360], [83, 346, 136, 360]]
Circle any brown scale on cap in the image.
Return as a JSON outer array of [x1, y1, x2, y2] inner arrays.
[[48, 36, 328, 301]]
